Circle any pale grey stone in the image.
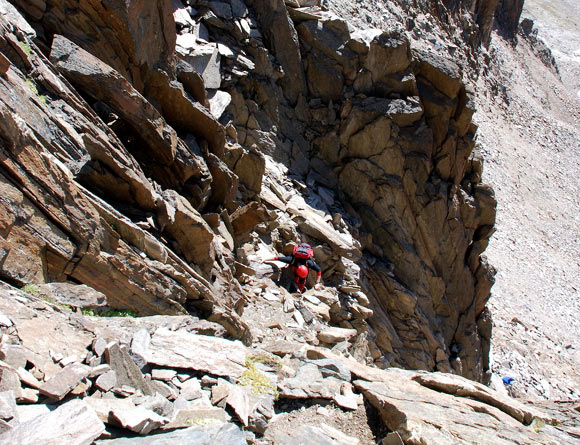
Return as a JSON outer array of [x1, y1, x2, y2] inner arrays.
[[140, 328, 247, 378], [0, 399, 105, 444], [95, 370, 117, 392], [318, 327, 358, 344], [208, 90, 232, 120]]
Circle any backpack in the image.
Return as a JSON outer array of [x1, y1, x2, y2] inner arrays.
[[293, 243, 313, 260]]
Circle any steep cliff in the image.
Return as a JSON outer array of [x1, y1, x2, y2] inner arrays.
[[0, 0, 507, 384]]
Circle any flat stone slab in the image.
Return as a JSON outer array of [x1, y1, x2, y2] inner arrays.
[[137, 328, 248, 378], [39, 363, 91, 401], [94, 423, 246, 444], [0, 399, 104, 444]]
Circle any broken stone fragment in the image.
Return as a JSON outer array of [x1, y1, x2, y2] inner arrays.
[[86, 396, 168, 434], [0, 399, 105, 444], [271, 422, 360, 445], [179, 378, 202, 401], [38, 363, 90, 401], [95, 370, 117, 392], [35, 283, 107, 310], [105, 342, 152, 396], [278, 363, 342, 399], [110, 404, 168, 435], [151, 369, 177, 382], [0, 391, 18, 424], [16, 367, 41, 390], [317, 327, 358, 344]]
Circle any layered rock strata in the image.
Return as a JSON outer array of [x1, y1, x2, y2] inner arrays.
[[1, 0, 504, 383]]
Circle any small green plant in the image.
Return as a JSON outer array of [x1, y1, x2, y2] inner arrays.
[[238, 354, 280, 399], [81, 308, 136, 317], [20, 41, 32, 55], [25, 78, 47, 104], [532, 418, 546, 433], [21, 283, 39, 296]]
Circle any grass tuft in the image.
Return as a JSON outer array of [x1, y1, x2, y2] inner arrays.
[[238, 354, 280, 399], [81, 308, 136, 317]]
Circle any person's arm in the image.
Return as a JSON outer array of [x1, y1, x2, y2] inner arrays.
[[308, 259, 322, 287], [263, 255, 293, 264]]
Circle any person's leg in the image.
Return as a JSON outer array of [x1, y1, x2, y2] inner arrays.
[[288, 280, 299, 293]]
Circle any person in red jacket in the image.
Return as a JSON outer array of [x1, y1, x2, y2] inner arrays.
[[262, 243, 322, 293]]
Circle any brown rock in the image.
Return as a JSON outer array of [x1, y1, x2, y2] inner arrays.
[[157, 190, 216, 272], [144, 70, 226, 158], [249, 0, 307, 104], [230, 202, 270, 238], [104, 342, 152, 396], [318, 327, 358, 344], [50, 35, 178, 166], [365, 29, 411, 82], [137, 328, 247, 378], [12, 0, 175, 91], [39, 363, 90, 401]]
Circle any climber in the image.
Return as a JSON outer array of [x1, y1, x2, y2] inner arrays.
[[262, 243, 322, 294]]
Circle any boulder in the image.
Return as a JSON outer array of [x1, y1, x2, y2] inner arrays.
[[365, 28, 411, 82], [355, 369, 561, 444], [278, 363, 342, 399], [230, 202, 270, 239], [318, 327, 358, 344], [86, 397, 167, 434], [157, 190, 216, 272], [177, 42, 222, 89], [35, 283, 107, 309], [144, 70, 226, 158], [270, 423, 360, 445]]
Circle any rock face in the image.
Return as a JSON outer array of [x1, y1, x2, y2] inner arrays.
[[0, 0, 516, 418]]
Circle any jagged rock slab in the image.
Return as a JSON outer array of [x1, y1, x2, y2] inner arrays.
[[0, 399, 105, 445], [105, 342, 153, 396], [0, 289, 92, 380], [0, 391, 17, 426], [35, 283, 107, 309], [354, 369, 565, 444], [95, 423, 246, 444], [39, 363, 91, 401], [136, 328, 247, 378], [286, 195, 361, 259]]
